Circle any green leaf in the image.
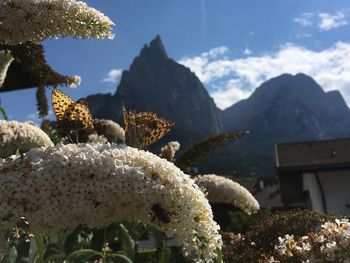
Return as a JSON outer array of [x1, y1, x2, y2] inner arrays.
[[0, 107, 8, 120], [91, 228, 105, 252], [44, 252, 66, 263], [34, 234, 45, 263], [154, 232, 171, 263], [117, 224, 135, 261], [0, 98, 8, 120], [105, 253, 133, 263], [15, 239, 30, 260], [137, 248, 156, 254], [158, 247, 171, 263], [63, 226, 84, 255], [65, 249, 103, 262], [2, 246, 18, 263], [214, 247, 223, 263]]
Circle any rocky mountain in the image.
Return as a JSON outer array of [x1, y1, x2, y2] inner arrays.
[[87, 36, 350, 176], [88, 35, 221, 147], [222, 73, 350, 155]]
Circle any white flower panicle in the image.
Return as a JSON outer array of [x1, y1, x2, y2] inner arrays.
[[87, 133, 108, 143], [0, 50, 14, 87], [315, 218, 350, 261], [0, 0, 115, 45], [263, 218, 350, 262], [195, 174, 260, 214], [66, 75, 81, 88], [274, 234, 299, 257], [92, 119, 125, 143], [0, 143, 222, 262], [0, 120, 54, 158], [160, 141, 180, 162]]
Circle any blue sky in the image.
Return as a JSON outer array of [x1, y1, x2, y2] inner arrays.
[[2, 0, 350, 122]]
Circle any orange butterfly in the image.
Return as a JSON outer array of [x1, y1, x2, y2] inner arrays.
[[123, 106, 174, 149], [52, 88, 93, 132]]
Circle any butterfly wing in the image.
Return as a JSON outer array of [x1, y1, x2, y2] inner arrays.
[[123, 107, 174, 149], [52, 89, 93, 131], [139, 113, 174, 149], [51, 88, 74, 121], [123, 107, 141, 148], [76, 98, 90, 108], [63, 98, 93, 130]]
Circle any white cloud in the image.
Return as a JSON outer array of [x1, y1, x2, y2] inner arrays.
[[296, 32, 312, 39], [25, 110, 54, 126], [211, 80, 251, 109], [294, 12, 314, 27], [205, 46, 229, 58], [102, 68, 123, 84], [179, 46, 229, 83], [294, 11, 348, 31], [178, 42, 350, 110], [25, 112, 38, 121], [243, 48, 252, 55], [318, 12, 348, 31], [25, 112, 41, 126]]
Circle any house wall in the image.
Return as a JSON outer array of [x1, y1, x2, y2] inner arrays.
[[303, 170, 350, 214], [303, 173, 324, 212], [319, 170, 350, 214]]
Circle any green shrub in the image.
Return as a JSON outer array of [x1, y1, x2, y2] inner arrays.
[[225, 209, 271, 233], [223, 210, 340, 263]]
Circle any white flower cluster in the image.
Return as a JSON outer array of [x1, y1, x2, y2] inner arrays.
[[0, 143, 222, 262], [264, 218, 350, 262], [0, 0, 114, 45], [195, 174, 260, 214], [87, 133, 108, 143], [92, 119, 125, 143], [274, 234, 307, 257], [160, 141, 180, 162], [66, 75, 81, 89], [313, 218, 350, 261], [0, 50, 14, 87], [0, 120, 53, 158]]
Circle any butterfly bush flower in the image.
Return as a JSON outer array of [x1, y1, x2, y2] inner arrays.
[[0, 50, 14, 87], [0, 120, 54, 158], [195, 174, 260, 214], [0, 143, 222, 262], [0, 0, 115, 45], [261, 218, 350, 262], [92, 119, 125, 142], [66, 75, 81, 89], [160, 141, 180, 162], [87, 133, 108, 143]]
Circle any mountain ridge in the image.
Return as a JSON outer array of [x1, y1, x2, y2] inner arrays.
[[88, 35, 222, 148], [87, 36, 350, 175], [221, 73, 350, 155]]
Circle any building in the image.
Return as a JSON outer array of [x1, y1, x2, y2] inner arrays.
[[275, 138, 350, 213]]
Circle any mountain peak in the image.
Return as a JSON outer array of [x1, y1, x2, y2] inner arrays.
[[140, 35, 168, 59], [263, 73, 318, 84], [222, 73, 350, 155], [295, 72, 312, 79], [87, 35, 221, 147], [253, 73, 325, 103]]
